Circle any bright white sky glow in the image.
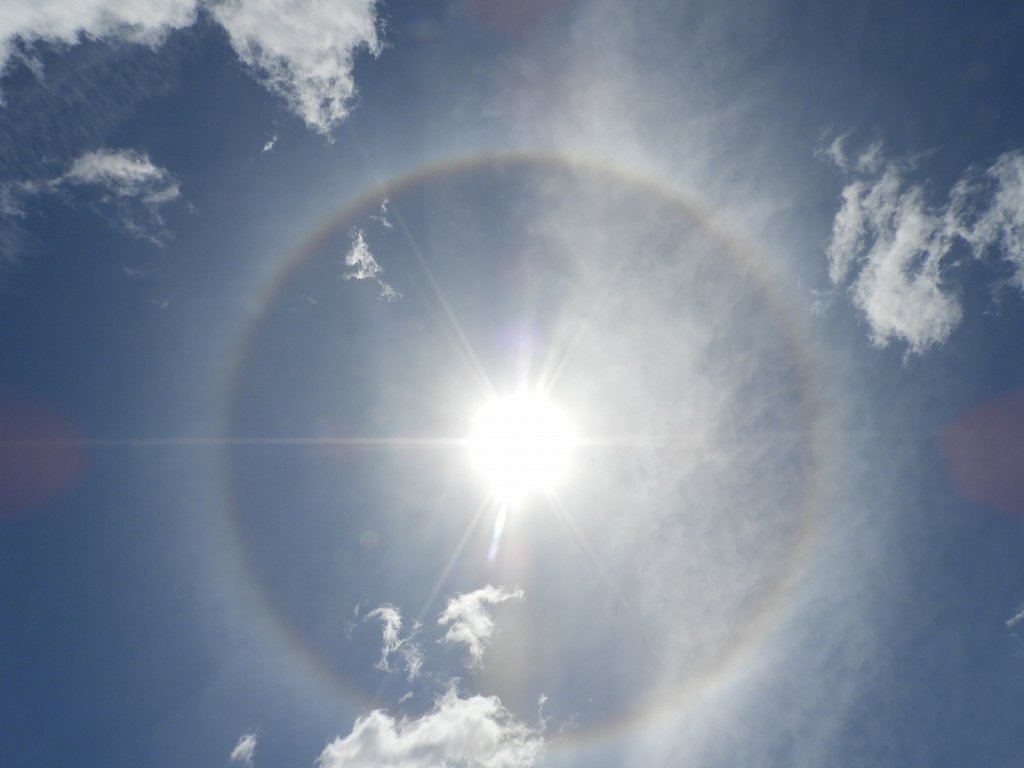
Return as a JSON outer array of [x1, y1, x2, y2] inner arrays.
[[467, 391, 574, 502]]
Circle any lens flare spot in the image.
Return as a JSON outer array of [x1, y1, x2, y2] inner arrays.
[[0, 393, 85, 520]]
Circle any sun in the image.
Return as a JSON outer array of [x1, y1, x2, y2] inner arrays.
[[467, 390, 575, 502]]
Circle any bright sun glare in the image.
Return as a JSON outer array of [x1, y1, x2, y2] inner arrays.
[[467, 391, 575, 502]]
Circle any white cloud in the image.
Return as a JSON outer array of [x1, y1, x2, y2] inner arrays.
[[820, 132, 884, 175], [370, 198, 393, 230], [0, 148, 183, 245], [0, 0, 198, 89], [1006, 604, 1024, 629], [317, 686, 543, 768], [343, 228, 382, 280], [825, 138, 1024, 354], [367, 603, 403, 669], [437, 586, 523, 670], [827, 164, 962, 354], [960, 150, 1024, 290], [57, 148, 182, 242], [1, 1, 381, 135], [230, 732, 257, 766], [342, 228, 400, 301], [378, 282, 401, 302], [366, 603, 423, 681], [207, 0, 382, 135], [819, 137, 1024, 354], [62, 149, 179, 201]]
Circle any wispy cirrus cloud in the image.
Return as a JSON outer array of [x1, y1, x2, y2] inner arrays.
[[230, 732, 257, 766], [438, 585, 523, 670], [1, 147, 182, 248], [365, 603, 423, 681], [317, 686, 543, 768], [1006, 604, 1024, 630], [823, 136, 1024, 354], [342, 228, 400, 301], [56, 148, 182, 242], [207, 0, 382, 135], [959, 151, 1024, 291]]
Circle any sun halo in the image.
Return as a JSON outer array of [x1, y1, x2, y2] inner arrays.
[[466, 390, 575, 504]]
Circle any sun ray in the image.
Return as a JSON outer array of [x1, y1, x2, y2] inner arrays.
[[546, 495, 639, 622], [0, 436, 468, 448], [413, 493, 494, 627], [345, 122, 495, 399]]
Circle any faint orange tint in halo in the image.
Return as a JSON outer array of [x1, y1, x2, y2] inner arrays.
[[0, 392, 85, 520], [944, 389, 1024, 520], [462, 0, 563, 34]]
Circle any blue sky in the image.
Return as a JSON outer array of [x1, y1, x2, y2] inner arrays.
[[2, 2, 1024, 766]]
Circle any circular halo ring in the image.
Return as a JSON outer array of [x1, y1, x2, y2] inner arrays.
[[219, 150, 823, 751]]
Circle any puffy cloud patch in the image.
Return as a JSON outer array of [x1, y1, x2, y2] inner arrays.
[[207, 0, 382, 135], [343, 228, 383, 280], [230, 732, 257, 766], [824, 138, 1024, 354], [342, 228, 400, 301], [317, 686, 543, 768], [438, 585, 523, 670]]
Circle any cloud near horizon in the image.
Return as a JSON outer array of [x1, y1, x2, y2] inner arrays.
[[823, 136, 1024, 354]]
